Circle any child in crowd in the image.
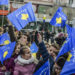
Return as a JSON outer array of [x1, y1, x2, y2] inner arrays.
[[13, 46, 38, 75], [19, 34, 27, 46], [52, 53, 68, 75], [48, 44, 59, 61], [44, 42, 59, 61], [52, 62, 61, 75], [35, 33, 55, 75]]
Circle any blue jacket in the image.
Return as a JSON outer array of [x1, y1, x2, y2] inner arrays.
[[38, 41, 54, 74]]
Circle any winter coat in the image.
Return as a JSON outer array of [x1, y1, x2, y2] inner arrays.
[[0, 54, 18, 75], [5, 54, 18, 71], [0, 68, 5, 75], [13, 55, 38, 75], [0, 58, 15, 75]]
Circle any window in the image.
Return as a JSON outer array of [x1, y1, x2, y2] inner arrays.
[[69, 0, 73, 4], [10, 0, 24, 2]]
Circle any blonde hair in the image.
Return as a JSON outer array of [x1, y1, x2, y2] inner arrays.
[[21, 46, 30, 50], [20, 46, 30, 55]]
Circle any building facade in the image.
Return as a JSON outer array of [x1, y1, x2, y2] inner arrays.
[[0, 0, 75, 31]]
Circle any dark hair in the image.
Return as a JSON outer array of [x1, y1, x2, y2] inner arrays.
[[50, 43, 59, 50], [12, 41, 21, 56], [56, 57, 66, 69], [58, 29, 62, 33], [55, 37, 66, 47], [8, 26, 16, 42], [14, 41, 20, 50], [61, 52, 69, 59], [17, 31, 23, 40]]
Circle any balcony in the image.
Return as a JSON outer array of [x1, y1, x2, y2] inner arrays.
[[24, 0, 54, 6], [54, 0, 69, 7]]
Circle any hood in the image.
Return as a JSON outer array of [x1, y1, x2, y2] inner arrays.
[[14, 55, 38, 65]]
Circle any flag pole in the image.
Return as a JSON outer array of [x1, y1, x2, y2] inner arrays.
[[2, 6, 4, 27], [8, 0, 10, 12], [8, 0, 11, 26]]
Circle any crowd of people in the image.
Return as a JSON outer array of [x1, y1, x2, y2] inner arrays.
[[0, 25, 73, 75]]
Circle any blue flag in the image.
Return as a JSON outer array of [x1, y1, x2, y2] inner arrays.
[[30, 42, 38, 53], [66, 24, 75, 49], [34, 60, 50, 75], [66, 24, 72, 38], [0, 32, 11, 45], [0, 42, 16, 64], [0, 0, 8, 5], [50, 7, 67, 27], [60, 47, 75, 75], [56, 25, 75, 60], [56, 38, 71, 60], [60, 25, 75, 75], [7, 2, 36, 31]]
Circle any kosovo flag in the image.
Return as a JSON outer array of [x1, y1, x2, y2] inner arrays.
[[34, 60, 50, 75], [56, 38, 71, 60], [0, 42, 16, 64], [0, 0, 8, 5], [0, 32, 11, 45], [56, 25, 74, 60], [66, 24, 75, 49], [66, 24, 72, 38], [50, 7, 67, 27], [30, 42, 38, 53], [60, 47, 75, 75], [7, 2, 36, 31]]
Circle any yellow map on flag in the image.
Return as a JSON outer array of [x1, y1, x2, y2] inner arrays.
[[56, 17, 62, 24], [21, 14, 29, 20]]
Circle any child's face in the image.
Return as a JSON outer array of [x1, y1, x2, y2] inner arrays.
[[22, 48, 31, 60], [48, 46, 56, 57], [15, 44, 20, 54], [20, 35, 27, 45]]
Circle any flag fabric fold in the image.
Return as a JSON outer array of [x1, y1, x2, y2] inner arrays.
[[0, 32, 11, 45], [60, 47, 75, 75], [30, 42, 38, 53], [50, 7, 67, 27], [56, 25, 75, 60], [34, 60, 50, 75], [0, 42, 16, 64], [7, 2, 36, 31]]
